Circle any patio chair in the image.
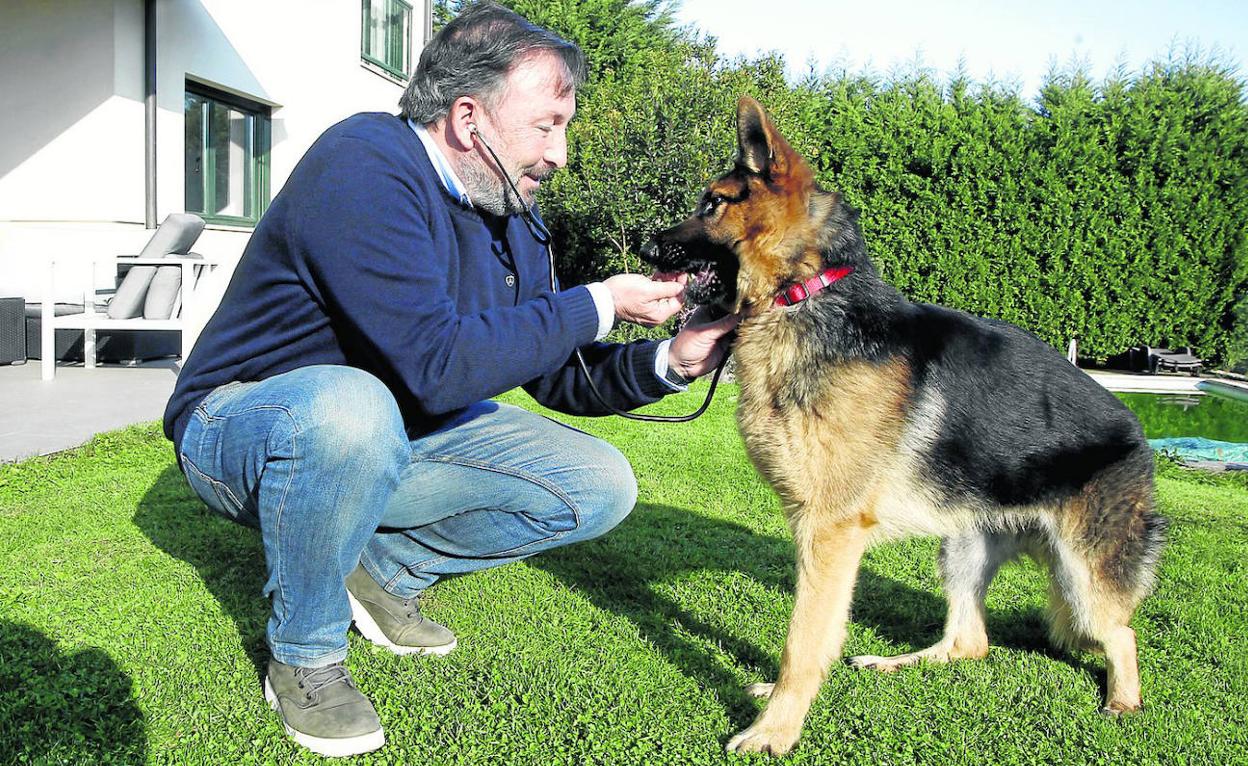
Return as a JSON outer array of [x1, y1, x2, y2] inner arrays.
[[1145, 346, 1203, 377], [38, 214, 218, 380]]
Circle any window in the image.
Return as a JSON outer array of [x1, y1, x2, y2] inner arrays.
[[184, 84, 270, 227], [362, 0, 412, 80]]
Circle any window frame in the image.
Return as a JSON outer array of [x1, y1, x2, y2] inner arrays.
[[361, 0, 413, 81], [184, 82, 272, 228]]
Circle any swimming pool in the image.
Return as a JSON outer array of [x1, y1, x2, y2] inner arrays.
[[1116, 390, 1248, 444]]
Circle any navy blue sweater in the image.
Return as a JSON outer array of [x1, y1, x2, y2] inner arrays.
[[164, 113, 669, 450]]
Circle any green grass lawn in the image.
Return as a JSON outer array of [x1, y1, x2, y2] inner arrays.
[[2, 383, 1247, 765]]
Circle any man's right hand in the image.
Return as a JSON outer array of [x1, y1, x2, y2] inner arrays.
[[603, 273, 687, 327]]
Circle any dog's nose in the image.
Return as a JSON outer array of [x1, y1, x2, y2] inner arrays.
[[640, 238, 659, 264]]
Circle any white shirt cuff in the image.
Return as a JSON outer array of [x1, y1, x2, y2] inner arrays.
[[585, 282, 615, 341], [654, 338, 688, 391]]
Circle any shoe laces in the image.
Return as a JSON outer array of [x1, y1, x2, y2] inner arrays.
[[401, 596, 426, 622], [296, 663, 354, 699]]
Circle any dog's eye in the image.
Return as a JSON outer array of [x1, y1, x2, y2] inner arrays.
[[700, 195, 725, 217]]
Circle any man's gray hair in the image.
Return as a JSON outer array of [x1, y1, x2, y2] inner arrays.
[[399, 2, 587, 124]]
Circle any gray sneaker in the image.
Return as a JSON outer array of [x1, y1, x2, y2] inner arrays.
[[263, 659, 384, 757], [346, 564, 458, 656]]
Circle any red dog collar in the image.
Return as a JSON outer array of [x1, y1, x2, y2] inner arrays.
[[775, 265, 854, 307]]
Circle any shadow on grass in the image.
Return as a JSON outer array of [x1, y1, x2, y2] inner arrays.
[[0, 620, 147, 765], [532, 502, 797, 720], [533, 502, 1076, 722], [133, 465, 269, 680], [531, 503, 942, 720], [131, 464, 1079, 721]]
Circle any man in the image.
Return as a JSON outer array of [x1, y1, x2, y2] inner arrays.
[[163, 1, 737, 757]]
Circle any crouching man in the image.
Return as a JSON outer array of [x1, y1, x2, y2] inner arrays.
[[162, 1, 736, 757]]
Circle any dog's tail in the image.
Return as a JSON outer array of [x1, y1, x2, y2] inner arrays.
[[1130, 500, 1168, 602], [1083, 444, 1166, 597]]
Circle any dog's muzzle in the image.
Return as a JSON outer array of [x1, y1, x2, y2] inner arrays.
[[641, 238, 726, 306]]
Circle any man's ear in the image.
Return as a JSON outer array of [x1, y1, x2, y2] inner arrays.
[[446, 96, 481, 150], [736, 95, 792, 179]]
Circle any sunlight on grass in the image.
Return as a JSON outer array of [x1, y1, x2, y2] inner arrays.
[[1, 383, 1246, 764]]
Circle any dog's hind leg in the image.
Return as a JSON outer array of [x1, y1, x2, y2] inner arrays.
[[1041, 531, 1145, 714], [727, 515, 871, 756], [1043, 521, 1161, 713], [1040, 462, 1164, 714], [850, 530, 1018, 672]]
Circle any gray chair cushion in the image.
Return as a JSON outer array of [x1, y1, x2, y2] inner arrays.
[[107, 264, 157, 319], [137, 213, 205, 259], [143, 254, 202, 319], [108, 214, 205, 319]]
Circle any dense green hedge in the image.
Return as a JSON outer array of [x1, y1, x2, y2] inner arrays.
[[800, 62, 1248, 366], [438, 2, 1248, 366]]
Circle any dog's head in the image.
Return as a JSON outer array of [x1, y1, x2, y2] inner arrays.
[[643, 96, 857, 314]]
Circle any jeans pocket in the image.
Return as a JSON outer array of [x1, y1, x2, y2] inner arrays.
[[195, 379, 254, 418], [179, 452, 257, 528]]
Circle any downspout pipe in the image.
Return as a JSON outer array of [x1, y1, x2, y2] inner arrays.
[[144, 0, 157, 228]]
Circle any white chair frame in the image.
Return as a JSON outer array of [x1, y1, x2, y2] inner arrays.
[[40, 255, 218, 380]]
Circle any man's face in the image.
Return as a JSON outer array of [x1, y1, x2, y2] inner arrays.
[[460, 53, 575, 216]]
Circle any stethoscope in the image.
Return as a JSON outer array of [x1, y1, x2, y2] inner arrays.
[[469, 123, 727, 422]]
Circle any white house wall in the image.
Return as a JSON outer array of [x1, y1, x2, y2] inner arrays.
[[2, 0, 426, 313], [0, 0, 146, 224]]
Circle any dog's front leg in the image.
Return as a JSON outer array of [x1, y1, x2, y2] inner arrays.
[[728, 517, 869, 756]]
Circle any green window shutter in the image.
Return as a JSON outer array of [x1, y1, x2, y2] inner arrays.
[[183, 83, 271, 227], [385, 0, 396, 70], [184, 92, 205, 214], [361, 0, 408, 79], [392, 0, 411, 73]]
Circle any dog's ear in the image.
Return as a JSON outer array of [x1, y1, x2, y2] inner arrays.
[[736, 95, 795, 179], [736, 96, 772, 175]]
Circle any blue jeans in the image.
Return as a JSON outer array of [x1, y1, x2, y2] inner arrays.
[[176, 365, 637, 667]]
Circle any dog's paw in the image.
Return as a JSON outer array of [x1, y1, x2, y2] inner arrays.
[[727, 722, 799, 757], [848, 654, 904, 672], [745, 682, 775, 699], [1099, 700, 1142, 717]]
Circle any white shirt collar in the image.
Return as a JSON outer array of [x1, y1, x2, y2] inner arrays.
[[410, 119, 473, 207]]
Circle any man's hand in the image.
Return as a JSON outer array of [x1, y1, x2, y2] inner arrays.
[[604, 273, 687, 327], [669, 306, 741, 380]]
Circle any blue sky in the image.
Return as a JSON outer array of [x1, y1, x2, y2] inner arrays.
[[674, 0, 1247, 98]]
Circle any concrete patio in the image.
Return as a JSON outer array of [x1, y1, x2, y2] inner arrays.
[[0, 359, 179, 463]]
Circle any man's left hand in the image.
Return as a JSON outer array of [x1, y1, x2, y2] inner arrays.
[[668, 307, 741, 380]]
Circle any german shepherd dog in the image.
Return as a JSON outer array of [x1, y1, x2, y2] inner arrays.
[[642, 97, 1165, 756]]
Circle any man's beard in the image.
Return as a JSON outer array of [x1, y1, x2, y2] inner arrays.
[[459, 152, 552, 217]]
